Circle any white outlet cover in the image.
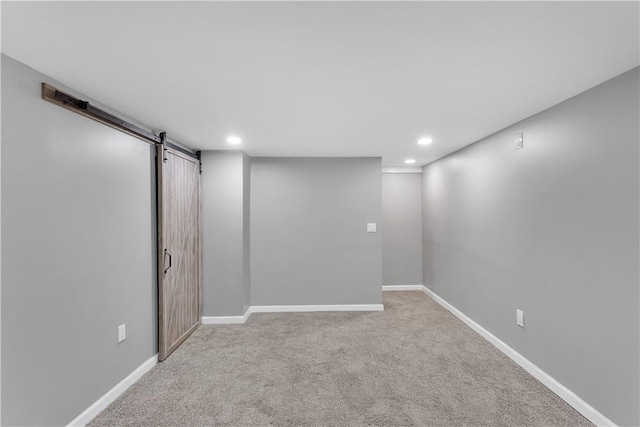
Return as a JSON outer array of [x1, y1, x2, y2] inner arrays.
[[367, 223, 377, 233], [516, 309, 524, 327], [118, 324, 126, 343], [515, 132, 524, 150]]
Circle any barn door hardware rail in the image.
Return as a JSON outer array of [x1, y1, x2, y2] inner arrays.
[[41, 83, 199, 160]]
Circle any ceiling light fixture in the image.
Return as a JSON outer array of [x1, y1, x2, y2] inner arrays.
[[404, 159, 416, 164], [226, 136, 242, 145], [417, 137, 433, 145]]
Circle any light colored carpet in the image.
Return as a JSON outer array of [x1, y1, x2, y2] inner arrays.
[[90, 291, 591, 426]]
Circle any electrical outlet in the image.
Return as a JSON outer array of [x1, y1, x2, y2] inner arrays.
[[118, 324, 126, 343], [515, 132, 524, 150], [367, 223, 377, 233], [516, 309, 524, 328]]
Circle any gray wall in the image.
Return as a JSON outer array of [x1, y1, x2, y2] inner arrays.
[[422, 67, 639, 426], [1, 55, 157, 425], [382, 173, 423, 286], [201, 151, 251, 316], [251, 157, 382, 306]]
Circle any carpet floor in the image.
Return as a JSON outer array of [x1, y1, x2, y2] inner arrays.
[[90, 291, 591, 426]]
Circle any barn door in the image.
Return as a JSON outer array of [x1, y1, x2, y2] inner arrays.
[[157, 134, 202, 361]]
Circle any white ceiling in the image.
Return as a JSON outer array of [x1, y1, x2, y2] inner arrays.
[[2, 2, 638, 167]]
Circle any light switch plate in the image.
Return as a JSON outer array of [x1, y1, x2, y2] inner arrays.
[[118, 324, 126, 343], [367, 223, 377, 233], [515, 132, 524, 150], [516, 309, 524, 328]]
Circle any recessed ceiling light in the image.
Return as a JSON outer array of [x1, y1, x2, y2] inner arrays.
[[418, 137, 433, 145], [404, 159, 416, 164], [226, 136, 242, 145]]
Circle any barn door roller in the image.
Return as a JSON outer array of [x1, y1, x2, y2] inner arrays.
[[160, 131, 168, 163]]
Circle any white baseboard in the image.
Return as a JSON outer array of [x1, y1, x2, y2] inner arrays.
[[382, 285, 425, 291], [67, 353, 158, 427], [202, 310, 251, 324], [418, 285, 616, 427], [202, 304, 384, 325], [250, 304, 384, 313]]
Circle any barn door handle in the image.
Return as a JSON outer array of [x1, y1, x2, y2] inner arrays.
[[164, 249, 172, 274]]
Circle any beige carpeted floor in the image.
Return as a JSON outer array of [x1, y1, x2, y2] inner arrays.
[[90, 291, 591, 426]]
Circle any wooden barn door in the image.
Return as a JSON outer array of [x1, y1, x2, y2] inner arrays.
[[157, 135, 202, 361]]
